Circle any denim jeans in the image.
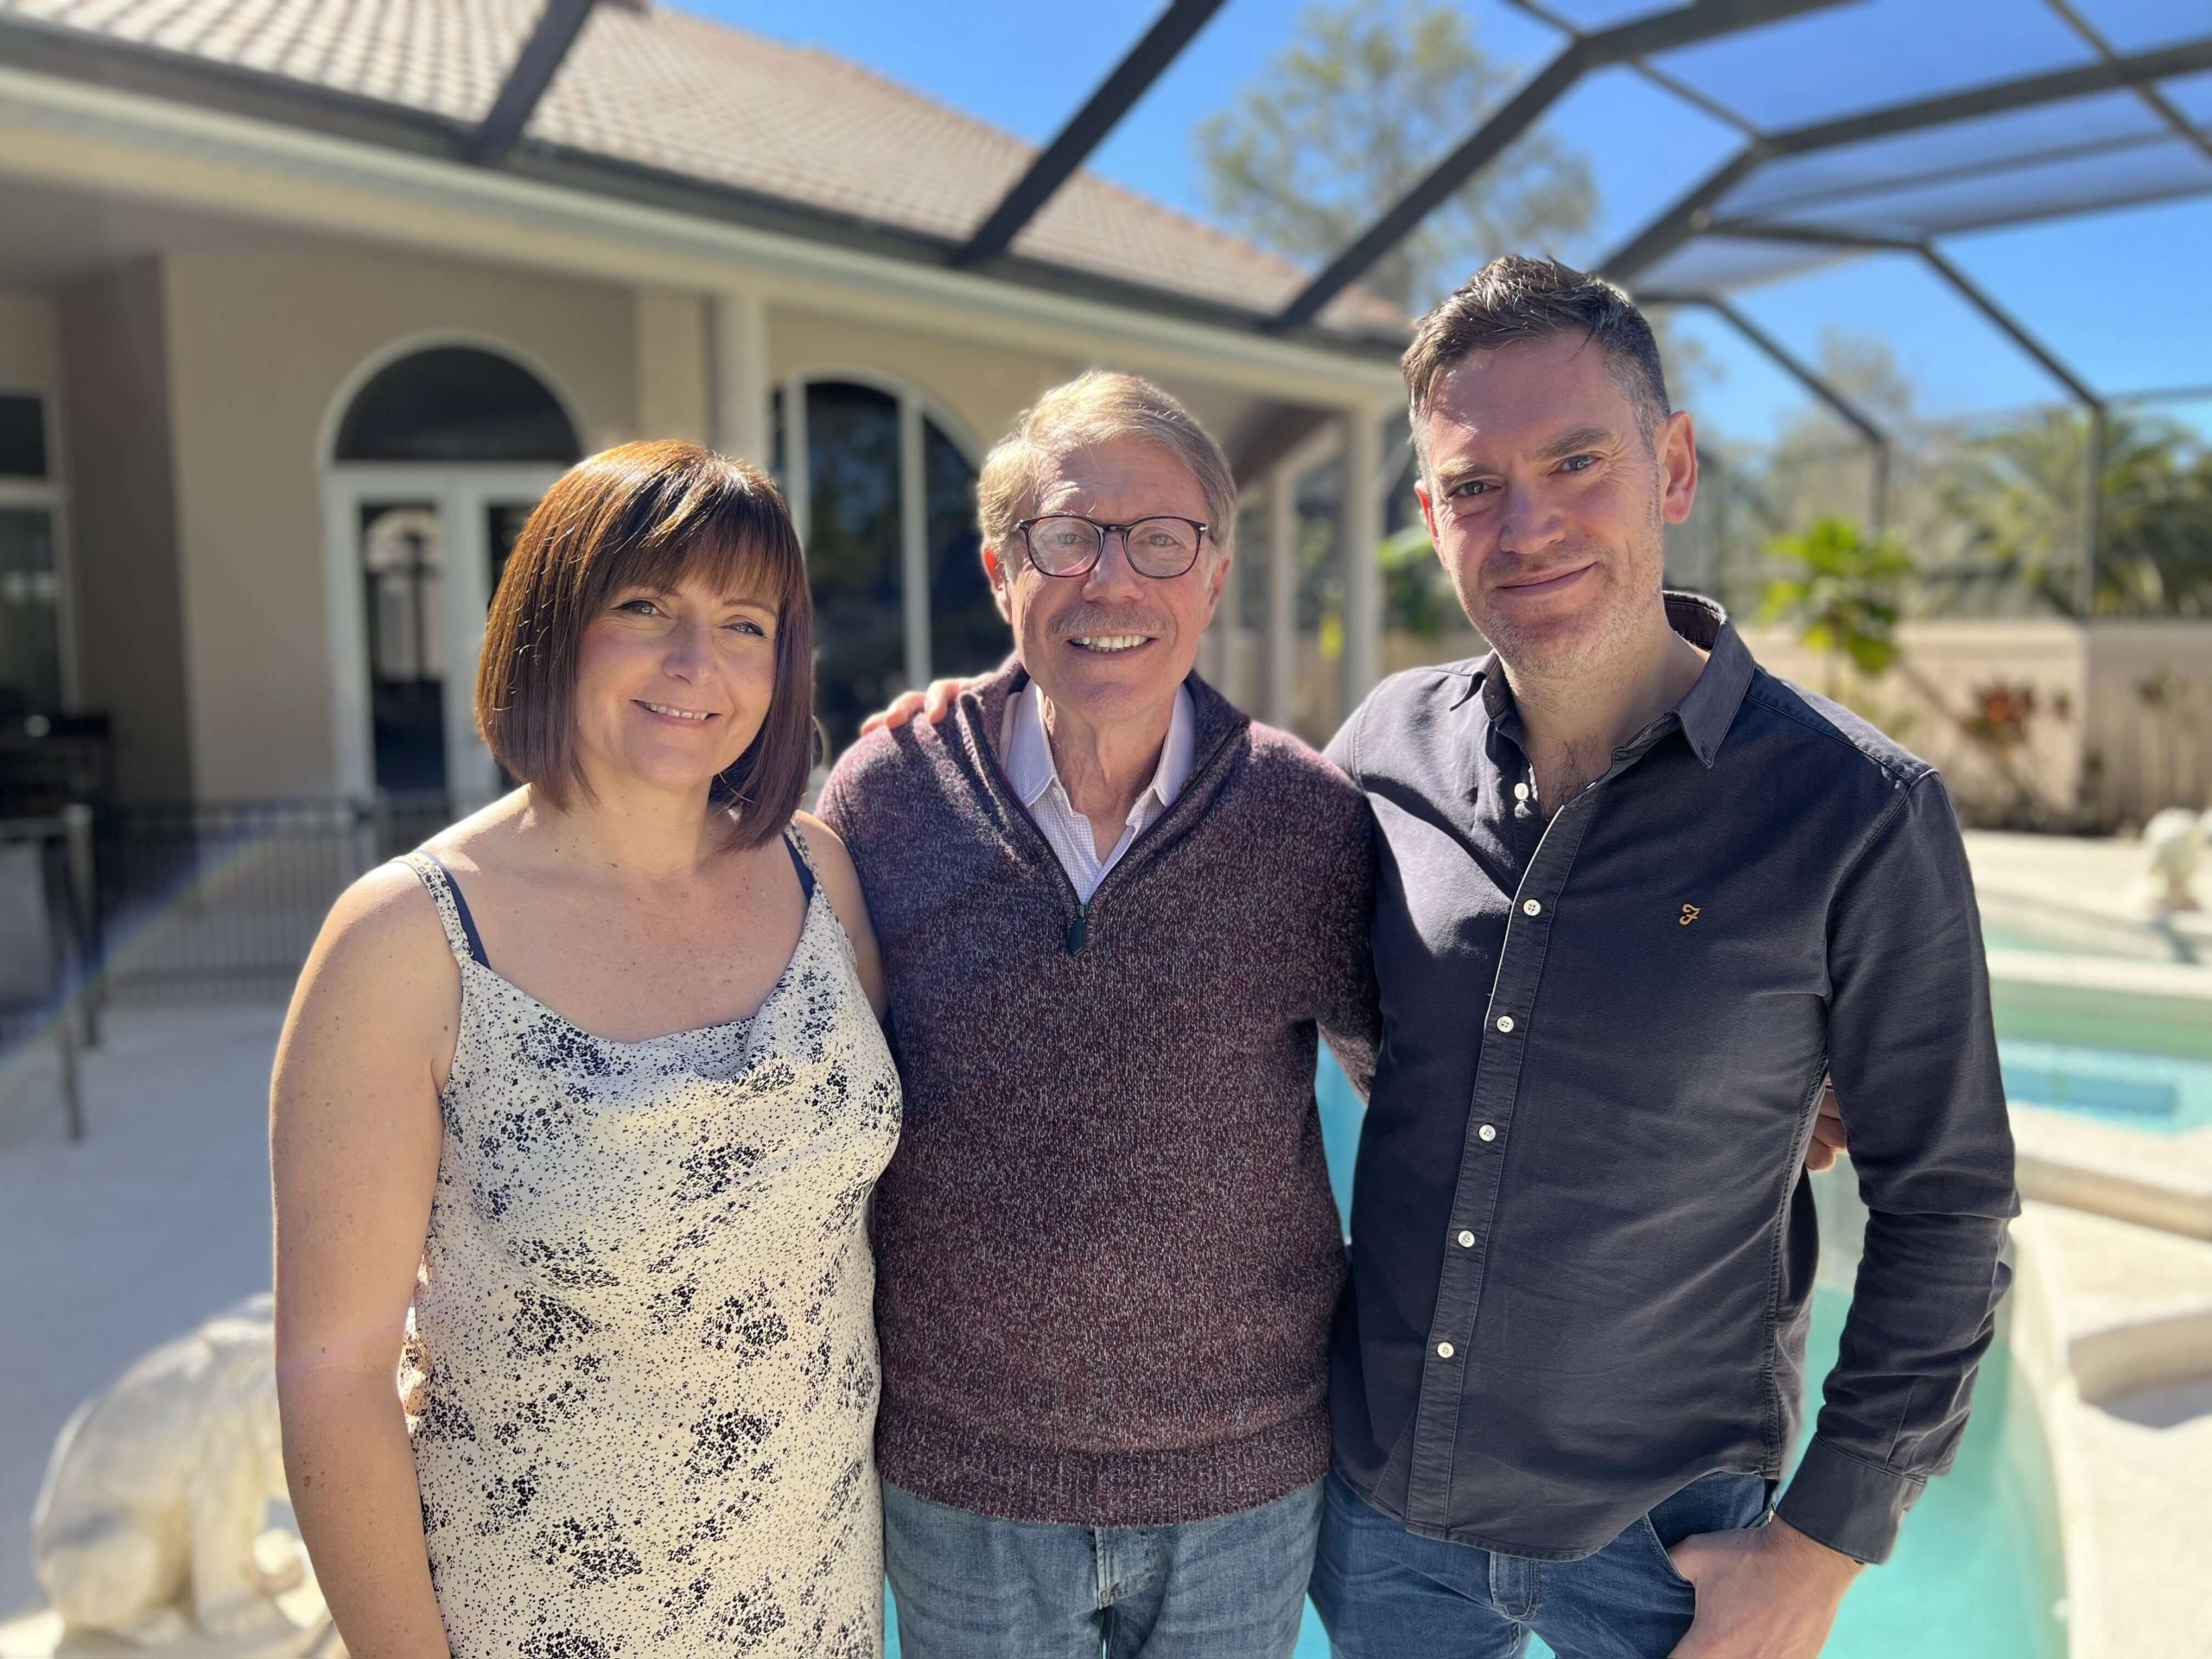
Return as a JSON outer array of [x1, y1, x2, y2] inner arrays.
[[882, 1478, 1323, 1659], [1309, 1469, 1772, 1659]]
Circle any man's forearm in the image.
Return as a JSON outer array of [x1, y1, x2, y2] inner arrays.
[[1775, 1208, 2011, 1563]]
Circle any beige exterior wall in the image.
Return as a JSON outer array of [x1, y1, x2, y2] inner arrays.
[[634, 289, 709, 447], [158, 242, 639, 798], [56, 263, 195, 799], [0, 288, 61, 390], [2079, 621, 2212, 822]]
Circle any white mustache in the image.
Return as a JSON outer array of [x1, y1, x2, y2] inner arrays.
[[1052, 608, 1169, 639]]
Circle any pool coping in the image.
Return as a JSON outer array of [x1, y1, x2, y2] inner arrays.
[[2005, 1203, 2212, 1659], [2012, 1106, 2212, 1241]]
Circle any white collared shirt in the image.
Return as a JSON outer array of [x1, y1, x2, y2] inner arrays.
[[1001, 681, 1196, 903]]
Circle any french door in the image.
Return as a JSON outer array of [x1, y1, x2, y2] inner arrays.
[[323, 465, 563, 810]]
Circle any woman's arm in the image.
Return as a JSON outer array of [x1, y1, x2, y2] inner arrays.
[[270, 864, 459, 1658], [791, 810, 886, 1018]]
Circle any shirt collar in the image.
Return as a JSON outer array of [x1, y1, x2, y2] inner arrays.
[[1004, 680, 1198, 819], [1448, 592, 1754, 769]]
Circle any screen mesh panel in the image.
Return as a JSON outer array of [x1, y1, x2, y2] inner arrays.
[[1745, 139, 2212, 241], [1643, 0, 2095, 130], [1717, 93, 2169, 219], [1635, 235, 1853, 294], [2065, 0, 2212, 55]]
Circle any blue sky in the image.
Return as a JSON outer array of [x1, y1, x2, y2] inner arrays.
[[685, 0, 2212, 443]]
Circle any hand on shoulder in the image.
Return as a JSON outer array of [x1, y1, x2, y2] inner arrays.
[[857, 676, 977, 736]]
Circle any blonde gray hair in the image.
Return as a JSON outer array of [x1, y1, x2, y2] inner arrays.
[[977, 372, 1238, 577]]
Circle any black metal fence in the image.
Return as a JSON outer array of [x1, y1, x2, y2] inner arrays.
[[87, 793, 453, 1003]]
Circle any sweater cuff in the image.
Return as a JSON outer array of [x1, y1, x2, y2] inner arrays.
[[1775, 1437, 1924, 1566]]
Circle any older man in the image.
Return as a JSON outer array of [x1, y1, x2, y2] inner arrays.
[[816, 371, 1378, 1659], [1312, 257, 2017, 1659]]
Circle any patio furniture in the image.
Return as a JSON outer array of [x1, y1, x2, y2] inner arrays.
[[0, 807, 95, 1140]]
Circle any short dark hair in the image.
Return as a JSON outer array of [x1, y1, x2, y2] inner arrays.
[[476, 440, 814, 849], [1403, 256, 1671, 454]]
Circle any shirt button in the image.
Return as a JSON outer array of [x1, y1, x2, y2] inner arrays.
[[1495, 1014, 1515, 1033], [1522, 899, 1541, 917], [1457, 1230, 1476, 1248], [1436, 1342, 1455, 1359], [1478, 1124, 1497, 1143], [1513, 781, 1529, 801]]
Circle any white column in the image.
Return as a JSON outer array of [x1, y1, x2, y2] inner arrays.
[[440, 483, 500, 811], [1327, 409, 1380, 716], [1267, 466, 1300, 729], [899, 392, 930, 691], [779, 374, 810, 547], [1341, 404, 1384, 711], [709, 292, 769, 466]]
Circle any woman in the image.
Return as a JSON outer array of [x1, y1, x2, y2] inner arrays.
[[273, 442, 899, 1659]]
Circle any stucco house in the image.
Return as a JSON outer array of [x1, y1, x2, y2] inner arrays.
[[0, 0, 1408, 817]]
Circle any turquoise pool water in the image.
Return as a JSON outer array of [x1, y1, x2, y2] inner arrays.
[[1997, 1037, 2212, 1131], [890, 1064, 2068, 1658]]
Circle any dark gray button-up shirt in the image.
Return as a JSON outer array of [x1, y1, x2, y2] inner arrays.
[[1324, 595, 2018, 1567]]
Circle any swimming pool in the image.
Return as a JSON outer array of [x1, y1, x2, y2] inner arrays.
[[1990, 948, 2212, 1131]]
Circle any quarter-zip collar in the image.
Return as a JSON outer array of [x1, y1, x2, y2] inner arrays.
[[950, 662, 1252, 940]]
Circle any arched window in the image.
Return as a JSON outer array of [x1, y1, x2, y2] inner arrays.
[[777, 379, 999, 753], [335, 346, 581, 464], [327, 345, 576, 804], [926, 420, 1002, 683], [802, 382, 906, 754]]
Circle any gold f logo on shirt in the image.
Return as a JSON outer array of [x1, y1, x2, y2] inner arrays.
[[1679, 904, 1701, 926]]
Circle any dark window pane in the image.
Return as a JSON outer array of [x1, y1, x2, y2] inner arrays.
[[335, 348, 581, 463], [0, 508, 61, 715], [806, 382, 904, 753], [925, 420, 1002, 677], [487, 500, 533, 607], [0, 394, 47, 479], [359, 501, 447, 793]]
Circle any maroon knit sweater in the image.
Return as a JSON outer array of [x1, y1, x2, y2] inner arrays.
[[817, 664, 1379, 1527]]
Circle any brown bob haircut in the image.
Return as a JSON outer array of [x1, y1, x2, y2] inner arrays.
[[475, 440, 814, 849]]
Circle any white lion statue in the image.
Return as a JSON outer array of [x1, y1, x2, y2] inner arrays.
[[2138, 806, 2204, 914], [28, 1294, 334, 1656]]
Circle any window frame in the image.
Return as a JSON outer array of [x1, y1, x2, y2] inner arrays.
[[774, 366, 982, 691], [0, 384, 76, 713]]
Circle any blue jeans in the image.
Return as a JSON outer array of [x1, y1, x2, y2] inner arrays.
[[882, 1478, 1323, 1659], [1310, 1469, 1771, 1659]]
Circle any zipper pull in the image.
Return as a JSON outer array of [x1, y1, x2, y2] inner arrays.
[[1065, 902, 1089, 955]]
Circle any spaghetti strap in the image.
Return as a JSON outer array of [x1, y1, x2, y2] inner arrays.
[[402, 852, 492, 969], [784, 829, 817, 905]]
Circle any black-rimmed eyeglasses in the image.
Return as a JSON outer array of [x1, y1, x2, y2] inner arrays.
[[1014, 514, 1210, 581]]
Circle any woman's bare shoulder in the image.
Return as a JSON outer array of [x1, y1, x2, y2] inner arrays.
[[300, 858, 456, 1006], [790, 812, 874, 937], [791, 810, 863, 892]]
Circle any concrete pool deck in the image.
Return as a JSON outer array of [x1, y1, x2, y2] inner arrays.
[[1965, 830, 2212, 963], [2010, 1203, 2212, 1659]]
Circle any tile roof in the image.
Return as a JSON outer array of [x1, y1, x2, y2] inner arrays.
[[0, 0, 1407, 337]]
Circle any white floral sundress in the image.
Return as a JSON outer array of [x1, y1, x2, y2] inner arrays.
[[397, 833, 900, 1659]]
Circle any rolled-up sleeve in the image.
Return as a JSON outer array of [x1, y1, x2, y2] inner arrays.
[[1776, 772, 2019, 1564]]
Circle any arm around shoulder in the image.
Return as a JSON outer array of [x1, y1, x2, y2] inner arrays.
[[270, 862, 459, 1657], [791, 810, 886, 1019]]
